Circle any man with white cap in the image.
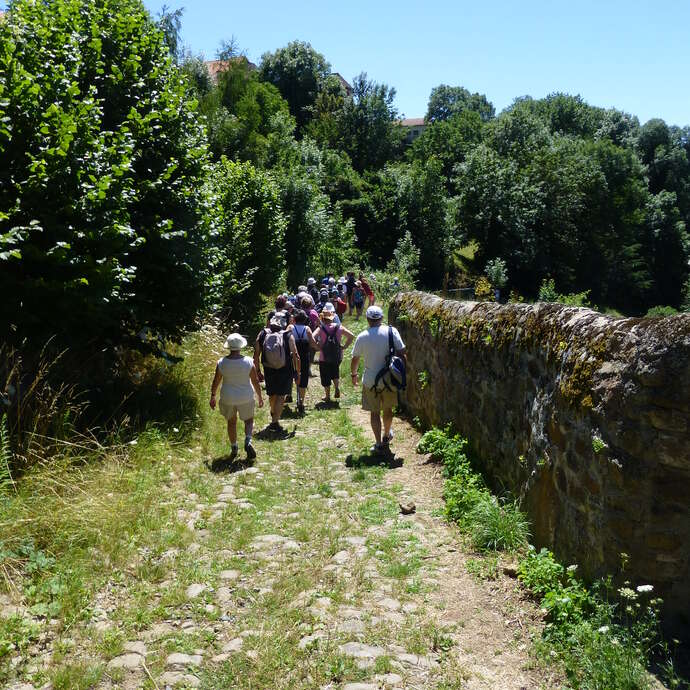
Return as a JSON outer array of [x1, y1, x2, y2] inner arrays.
[[210, 333, 264, 460], [350, 306, 406, 455]]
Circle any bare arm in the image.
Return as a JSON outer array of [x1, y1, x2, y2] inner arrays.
[[339, 326, 355, 349], [210, 365, 222, 409], [253, 338, 264, 382], [288, 334, 301, 374], [249, 364, 264, 408], [306, 326, 319, 351], [350, 355, 361, 387]]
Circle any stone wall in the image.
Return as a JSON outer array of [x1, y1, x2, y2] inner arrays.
[[390, 292, 690, 630]]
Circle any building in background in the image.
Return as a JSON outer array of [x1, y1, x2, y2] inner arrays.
[[398, 118, 427, 144]]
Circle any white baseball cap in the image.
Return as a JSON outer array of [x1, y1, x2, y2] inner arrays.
[[366, 306, 384, 320]]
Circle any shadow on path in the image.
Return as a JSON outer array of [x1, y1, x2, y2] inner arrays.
[[205, 456, 255, 474], [254, 424, 297, 442], [345, 451, 403, 469]]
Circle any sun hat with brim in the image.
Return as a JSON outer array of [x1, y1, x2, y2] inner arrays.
[[338, 276, 346, 284], [225, 333, 247, 350], [307, 277, 316, 285], [366, 306, 384, 320], [321, 303, 335, 320], [270, 312, 287, 329]]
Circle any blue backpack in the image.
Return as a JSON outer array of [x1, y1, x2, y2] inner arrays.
[[373, 327, 406, 392]]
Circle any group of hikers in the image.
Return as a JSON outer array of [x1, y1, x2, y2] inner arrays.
[[209, 271, 407, 462]]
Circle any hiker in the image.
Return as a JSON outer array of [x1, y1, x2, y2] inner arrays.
[[359, 273, 375, 306], [315, 288, 330, 314], [210, 333, 263, 460], [331, 287, 347, 320], [352, 280, 366, 319], [307, 277, 319, 304], [291, 309, 318, 413], [346, 272, 356, 315], [300, 295, 320, 331], [314, 303, 354, 403], [350, 306, 406, 455], [254, 312, 300, 432]]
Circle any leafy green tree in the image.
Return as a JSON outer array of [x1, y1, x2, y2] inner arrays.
[[398, 158, 455, 288], [334, 72, 405, 172], [0, 0, 210, 349], [201, 56, 294, 166], [157, 4, 184, 63], [273, 140, 357, 287], [304, 74, 348, 147], [259, 40, 330, 133], [645, 191, 689, 307], [207, 158, 285, 323], [426, 84, 495, 123], [408, 110, 483, 188]]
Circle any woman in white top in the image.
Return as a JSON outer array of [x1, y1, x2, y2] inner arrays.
[[210, 333, 264, 460]]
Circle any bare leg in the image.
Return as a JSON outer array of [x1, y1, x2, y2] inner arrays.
[[243, 417, 254, 439], [370, 411, 382, 445], [382, 408, 393, 440], [334, 378, 340, 398], [323, 385, 331, 401], [269, 395, 278, 420], [272, 395, 286, 423], [227, 415, 237, 445], [299, 387, 307, 405]]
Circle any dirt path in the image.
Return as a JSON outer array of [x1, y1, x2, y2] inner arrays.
[[5, 332, 564, 690]]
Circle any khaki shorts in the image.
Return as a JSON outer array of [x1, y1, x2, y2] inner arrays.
[[219, 399, 255, 421], [362, 386, 398, 412]]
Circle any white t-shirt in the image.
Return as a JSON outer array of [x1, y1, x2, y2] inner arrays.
[[217, 356, 254, 403], [352, 325, 405, 388]]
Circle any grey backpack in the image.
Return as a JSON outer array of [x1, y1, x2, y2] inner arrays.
[[263, 329, 287, 369]]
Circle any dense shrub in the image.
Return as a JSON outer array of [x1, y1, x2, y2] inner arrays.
[[0, 0, 211, 350], [206, 158, 285, 325]]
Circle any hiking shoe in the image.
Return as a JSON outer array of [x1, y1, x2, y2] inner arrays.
[[382, 430, 394, 446], [244, 439, 256, 460], [370, 443, 385, 456], [229, 446, 238, 461]]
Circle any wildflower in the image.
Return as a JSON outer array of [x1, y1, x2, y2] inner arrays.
[[618, 587, 637, 600], [129, 440, 138, 446], [597, 625, 610, 634], [173, 427, 179, 433], [636, 584, 653, 593], [566, 564, 578, 573]]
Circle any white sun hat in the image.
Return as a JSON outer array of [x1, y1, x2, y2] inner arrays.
[[225, 333, 248, 350]]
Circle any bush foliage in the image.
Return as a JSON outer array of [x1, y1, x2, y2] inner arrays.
[[0, 0, 211, 349]]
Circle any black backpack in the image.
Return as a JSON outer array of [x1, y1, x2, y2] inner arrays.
[[320, 324, 342, 364]]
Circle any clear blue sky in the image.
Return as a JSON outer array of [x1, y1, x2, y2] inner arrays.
[[142, 0, 689, 126]]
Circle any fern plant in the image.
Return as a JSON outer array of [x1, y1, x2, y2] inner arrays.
[[0, 415, 15, 493]]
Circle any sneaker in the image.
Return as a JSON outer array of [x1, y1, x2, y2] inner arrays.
[[229, 446, 238, 461], [382, 430, 394, 446], [370, 443, 384, 456], [244, 439, 256, 460]]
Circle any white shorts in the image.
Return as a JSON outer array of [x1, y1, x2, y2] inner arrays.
[[219, 399, 255, 421]]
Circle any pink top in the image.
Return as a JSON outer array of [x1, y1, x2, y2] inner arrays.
[[315, 323, 343, 362], [307, 308, 320, 330]]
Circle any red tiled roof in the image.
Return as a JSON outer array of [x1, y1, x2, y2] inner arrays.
[[400, 118, 426, 127]]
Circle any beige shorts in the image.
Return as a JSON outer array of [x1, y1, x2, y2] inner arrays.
[[362, 386, 398, 412], [219, 399, 255, 421]]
